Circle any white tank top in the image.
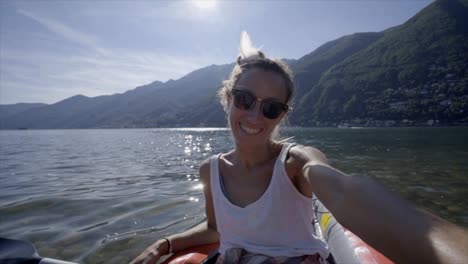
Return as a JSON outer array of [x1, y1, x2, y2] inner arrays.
[[210, 143, 329, 259]]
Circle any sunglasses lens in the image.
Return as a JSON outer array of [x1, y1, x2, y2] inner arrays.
[[262, 102, 284, 119], [232, 89, 288, 119], [233, 90, 255, 110]]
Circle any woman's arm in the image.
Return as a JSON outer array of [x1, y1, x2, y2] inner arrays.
[[299, 146, 468, 264], [130, 159, 219, 264], [168, 159, 219, 250]]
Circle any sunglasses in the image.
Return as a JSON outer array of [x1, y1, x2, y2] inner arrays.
[[231, 88, 290, 119]]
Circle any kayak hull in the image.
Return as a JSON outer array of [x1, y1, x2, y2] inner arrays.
[[162, 243, 218, 264]]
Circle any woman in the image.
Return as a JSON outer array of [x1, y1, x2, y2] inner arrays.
[[131, 32, 468, 264]]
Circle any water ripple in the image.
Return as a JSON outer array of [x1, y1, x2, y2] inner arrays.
[[1, 127, 467, 263]]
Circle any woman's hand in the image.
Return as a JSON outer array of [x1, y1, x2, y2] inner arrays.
[[130, 239, 169, 264]]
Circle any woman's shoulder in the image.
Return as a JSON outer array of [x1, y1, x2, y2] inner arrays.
[[199, 151, 233, 184], [199, 156, 215, 186], [287, 144, 328, 168]]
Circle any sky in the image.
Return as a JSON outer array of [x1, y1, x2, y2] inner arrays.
[[0, 0, 434, 105]]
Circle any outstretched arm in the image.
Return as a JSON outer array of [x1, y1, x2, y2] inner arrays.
[[300, 146, 468, 264], [131, 159, 219, 264]]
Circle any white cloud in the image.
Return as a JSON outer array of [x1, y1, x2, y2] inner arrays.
[[1, 46, 216, 104], [1, 8, 220, 104], [17, 9, 101, 51]]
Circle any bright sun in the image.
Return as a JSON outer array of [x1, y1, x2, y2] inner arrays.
[[192, 0, 217, 9]]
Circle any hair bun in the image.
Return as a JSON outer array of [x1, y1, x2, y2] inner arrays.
[[239, 31, 264, 60]]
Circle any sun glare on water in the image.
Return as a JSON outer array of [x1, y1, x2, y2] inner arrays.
[[192, 0, 217, 9]]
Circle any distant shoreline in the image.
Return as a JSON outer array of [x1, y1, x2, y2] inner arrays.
[[2, 124, 468, 131]]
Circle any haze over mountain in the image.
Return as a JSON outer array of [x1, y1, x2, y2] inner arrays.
[[1, 0, 467, 129]]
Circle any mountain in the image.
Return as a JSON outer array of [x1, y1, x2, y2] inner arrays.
[[0, 103, 47, 118], [290, 32, 384, 122], [1, 0, 467, 129], [0, 64, 233, 129], [0, 103, 48, 127], [293, 0, 468, 126]]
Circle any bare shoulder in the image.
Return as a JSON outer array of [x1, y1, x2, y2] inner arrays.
[[288, 144, 328, 168], [284, 144, 328, 195], [199, 158, 211, 186]]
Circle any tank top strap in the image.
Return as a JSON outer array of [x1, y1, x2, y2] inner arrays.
[[209, 154, 221, 186], [279, 143, 296, 164]]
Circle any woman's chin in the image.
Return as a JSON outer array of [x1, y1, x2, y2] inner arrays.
[[233, 125, 270, 147]]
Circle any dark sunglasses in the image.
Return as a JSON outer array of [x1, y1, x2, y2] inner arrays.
[[231, 88, 290, 119]]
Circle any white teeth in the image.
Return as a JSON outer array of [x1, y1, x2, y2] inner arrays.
[[240, 124, 260, 134]]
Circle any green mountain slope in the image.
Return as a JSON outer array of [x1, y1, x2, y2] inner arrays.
[[290, 32, 384, 123], [299, 0, 468, 126]]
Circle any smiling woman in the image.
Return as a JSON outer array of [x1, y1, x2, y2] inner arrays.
[[192, 0, 217, 9]]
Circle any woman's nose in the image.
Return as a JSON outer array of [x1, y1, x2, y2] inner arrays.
[[246, 101, 262, 120]]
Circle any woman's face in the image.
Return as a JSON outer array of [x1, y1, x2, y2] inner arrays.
[[227, 68, 288, 147]]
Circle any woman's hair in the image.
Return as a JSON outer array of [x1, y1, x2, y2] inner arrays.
[[217, 52, 295, 113], [217, 52, 295, 142]]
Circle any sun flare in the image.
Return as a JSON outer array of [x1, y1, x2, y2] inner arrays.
[[192, 0, 217, 9]]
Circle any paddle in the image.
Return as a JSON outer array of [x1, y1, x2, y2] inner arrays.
[[0, 237, 78, 264]]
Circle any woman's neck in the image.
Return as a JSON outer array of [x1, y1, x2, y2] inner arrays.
[[233, 141, 281, 169]]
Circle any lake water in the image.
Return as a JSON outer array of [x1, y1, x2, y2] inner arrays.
[[0, 127, 467, 263]]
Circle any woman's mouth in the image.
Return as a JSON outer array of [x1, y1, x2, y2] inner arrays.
[[239, 123, 262, 135]]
